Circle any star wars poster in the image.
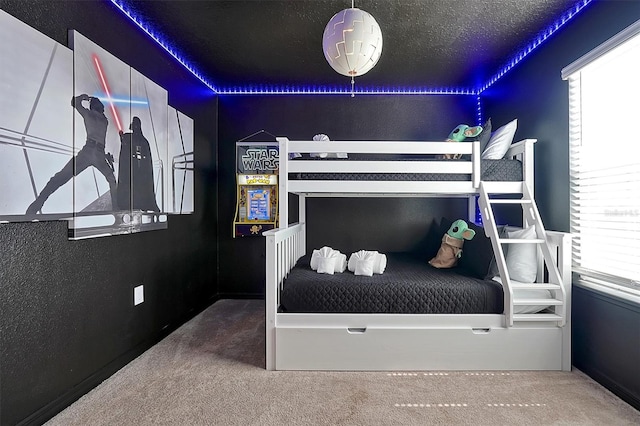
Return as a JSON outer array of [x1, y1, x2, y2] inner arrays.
[[168, 107, 194, 214], [0, 10, 74, 218], [0, 10, 194, 239]]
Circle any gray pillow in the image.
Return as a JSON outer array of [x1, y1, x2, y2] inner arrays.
[[478, 118, 492, 153]]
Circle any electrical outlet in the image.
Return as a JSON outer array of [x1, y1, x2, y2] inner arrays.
[[134, 285, 144, 305]]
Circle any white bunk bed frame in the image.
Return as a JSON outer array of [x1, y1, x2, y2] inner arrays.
[[265, 138, 571, 371]]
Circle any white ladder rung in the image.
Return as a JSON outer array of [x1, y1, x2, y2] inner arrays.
[[488, 199, 533, 204], [511, 283, 562, 290], [513, 298, 563, 306], [482, 182, 525, 193], [513, 313, 563, 322], [498, 238, 545, 244]]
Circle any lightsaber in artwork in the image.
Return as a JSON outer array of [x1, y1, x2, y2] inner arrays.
[[92, 54, 123, 132], [94, 96, 148, 106]]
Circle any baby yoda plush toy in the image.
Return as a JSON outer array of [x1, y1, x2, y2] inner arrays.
[[429, 219, 476, 268], [442, 124, 483, 159]]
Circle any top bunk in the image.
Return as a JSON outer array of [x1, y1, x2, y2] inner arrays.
[[276, 137, 535, 199]]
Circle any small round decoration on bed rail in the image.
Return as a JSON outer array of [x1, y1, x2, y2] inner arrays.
[[429, 219, 476, 268]]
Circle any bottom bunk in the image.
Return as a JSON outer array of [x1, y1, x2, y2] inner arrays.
[[280, 252, 504, 314], [264, 222, 572, 372]]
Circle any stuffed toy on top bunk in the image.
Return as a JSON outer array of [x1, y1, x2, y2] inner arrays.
[[441, 124, 483, 159]]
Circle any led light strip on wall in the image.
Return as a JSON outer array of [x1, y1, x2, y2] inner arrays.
[[478, 0, 593, 93], [109, 0, 219, 93], [214, 86, 478, 96], [109, 0, 594, 97]]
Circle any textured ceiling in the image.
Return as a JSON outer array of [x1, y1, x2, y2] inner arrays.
[[118, 0, 584, 91]]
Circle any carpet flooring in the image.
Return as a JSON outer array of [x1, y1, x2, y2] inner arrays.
[[45, 299, 640, 425]]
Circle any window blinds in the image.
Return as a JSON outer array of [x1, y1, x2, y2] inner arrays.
[[563, 20, 640, 293]]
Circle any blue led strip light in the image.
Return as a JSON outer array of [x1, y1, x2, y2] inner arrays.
[[477, 0, 593, 93], [215, 86, 478, 96], [108, 0, 219, 93], [110, 0, 593, 96]]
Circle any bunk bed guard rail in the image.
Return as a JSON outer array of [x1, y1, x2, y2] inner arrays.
[[276, 137, 483, 228]]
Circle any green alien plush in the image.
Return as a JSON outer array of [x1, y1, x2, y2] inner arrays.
[[443, 124, 483, 159], [447, 124, 483, 142], [447, 219, 476, 242], [429, 219, 476, 268]]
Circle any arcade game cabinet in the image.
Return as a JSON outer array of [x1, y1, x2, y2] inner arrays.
[[234, 141, 279, 237]]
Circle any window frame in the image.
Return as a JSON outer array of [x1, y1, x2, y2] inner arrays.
[[562, 19, 640, 303]]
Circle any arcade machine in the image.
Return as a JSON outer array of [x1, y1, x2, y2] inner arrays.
[[233, 141, 279, 237]]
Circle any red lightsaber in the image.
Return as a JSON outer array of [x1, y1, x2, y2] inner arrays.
[[92, 54, 123, 133]]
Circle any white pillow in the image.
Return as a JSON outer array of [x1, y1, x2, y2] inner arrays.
[[481, 118, 518, 159], [354, 258, 374, 276], [505, 225, 537, 283], [317, 257, 336, 274], [310, 133, 348, 159]]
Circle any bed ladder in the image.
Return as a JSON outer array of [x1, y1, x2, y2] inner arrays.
[[478, 182, 567, 327]]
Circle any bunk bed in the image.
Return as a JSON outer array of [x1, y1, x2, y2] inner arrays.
[[264, 137, 571, 371]]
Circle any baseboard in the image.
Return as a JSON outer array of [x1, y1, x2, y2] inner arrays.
[[577, 365, 640, 411], [17, 295, 220, 426]]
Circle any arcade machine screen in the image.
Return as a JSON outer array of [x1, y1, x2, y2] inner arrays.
[[246, 189, 271, 221]]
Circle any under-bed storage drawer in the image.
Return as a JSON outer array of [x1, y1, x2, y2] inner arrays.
[[275, 326, 563, 371]]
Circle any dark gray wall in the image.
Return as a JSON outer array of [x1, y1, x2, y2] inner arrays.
[[573, 286, 640, 410], [0, 2, 218, 424], [217, 94, 476, 296], [482, 0, 640, 410]]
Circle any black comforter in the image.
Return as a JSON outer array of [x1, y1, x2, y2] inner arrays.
[[280, 252, 504, 314]]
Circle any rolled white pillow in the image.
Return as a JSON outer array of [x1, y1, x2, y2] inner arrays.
[[349, 250, 386, 274], [373, 252, 387, 274], [317, 257, 336, 275], [311, 133, 330, 158], [335, 252, 347, 273], [354, 257, 374, 276], [347, 250, 361, 272], [311, 246, 346, 273], [310, 246, 333, 270], [348, 250, 375, 276]]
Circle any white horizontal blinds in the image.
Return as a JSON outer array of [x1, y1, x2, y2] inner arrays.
[[566, 23, 640, 287]]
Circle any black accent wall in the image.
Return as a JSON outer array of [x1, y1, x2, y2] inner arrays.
[[0, 2, 218, 425], [217, 94, 477, 296], [482, 0, 640, 410]]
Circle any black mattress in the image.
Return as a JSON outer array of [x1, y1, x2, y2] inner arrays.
[[280, 252, 504, 314], [291, 158, 522, 182]]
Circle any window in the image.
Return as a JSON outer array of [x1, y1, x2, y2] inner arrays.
[[562, 20, 640, 300]]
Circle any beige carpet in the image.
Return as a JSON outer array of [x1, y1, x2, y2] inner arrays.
[[46, 299, 639, 426]]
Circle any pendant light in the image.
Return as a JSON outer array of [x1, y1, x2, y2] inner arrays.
[[322, 1, 383, 96]]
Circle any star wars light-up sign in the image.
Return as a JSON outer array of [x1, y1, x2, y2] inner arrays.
[[237, 146, 279, 174]]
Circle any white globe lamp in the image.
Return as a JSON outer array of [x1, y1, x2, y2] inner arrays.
[[322, 5, 383, 94]]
